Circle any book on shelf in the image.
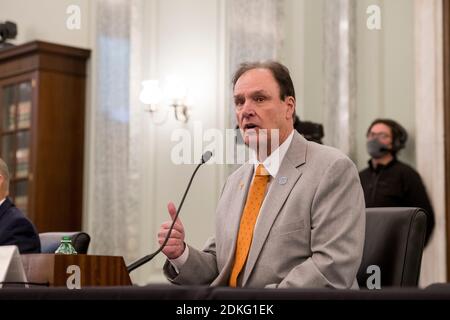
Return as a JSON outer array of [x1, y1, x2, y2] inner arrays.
[[14, 195, 28, 213], [15, 148, 29, 178], [17, 101, 31, 129], [7, 104, 15, 130]]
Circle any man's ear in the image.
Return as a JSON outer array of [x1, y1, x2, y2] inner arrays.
[[285, 96, 295, 120]]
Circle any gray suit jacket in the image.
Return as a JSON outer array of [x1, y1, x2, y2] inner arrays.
[[164, 132, 365, 288]]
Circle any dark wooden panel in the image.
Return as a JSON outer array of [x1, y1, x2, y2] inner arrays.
[[33, 71, 85, 231], [0, 55, 39, 80], [22, 254, 132, 287], [0, 40, 90, 62], [0, 41, 90, 78], [21, 253, 55, 285]]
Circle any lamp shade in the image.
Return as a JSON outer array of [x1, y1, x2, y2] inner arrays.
[[139, 80, 162, 105]]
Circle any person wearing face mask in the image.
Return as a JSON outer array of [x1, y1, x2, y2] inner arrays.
[[359, 119, 435, 246]]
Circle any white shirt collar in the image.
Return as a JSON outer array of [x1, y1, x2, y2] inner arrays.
[[250, 130, 294, 178], [0, 198, 5, 207]]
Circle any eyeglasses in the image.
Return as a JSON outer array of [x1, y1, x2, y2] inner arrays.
[[367, 132, 391, 140]]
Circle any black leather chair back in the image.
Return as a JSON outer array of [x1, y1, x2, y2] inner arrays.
[[357, 207, 427, 288], [39, 232, 91, 254]]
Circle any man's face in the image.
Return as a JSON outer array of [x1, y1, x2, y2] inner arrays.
[[367, 123, 393, 149], [233, 68, 295, 149]]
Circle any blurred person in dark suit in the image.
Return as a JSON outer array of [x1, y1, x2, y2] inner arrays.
[[359, 119, 435, 246], [0, 158, 40, 253]]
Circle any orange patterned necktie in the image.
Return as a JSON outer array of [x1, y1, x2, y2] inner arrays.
[[229, 164, 270, 287]]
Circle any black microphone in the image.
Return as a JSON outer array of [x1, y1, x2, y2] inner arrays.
[[127, 151, 213, 273]]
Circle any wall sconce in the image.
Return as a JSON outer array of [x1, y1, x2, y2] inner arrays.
[[139, 77, 191, 124]]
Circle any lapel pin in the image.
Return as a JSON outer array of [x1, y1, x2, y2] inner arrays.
[[278, 176, 288, 185], [239, 181, 244, 190]]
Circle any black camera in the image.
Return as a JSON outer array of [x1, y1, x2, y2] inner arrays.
[[294, 116, 324, 144], [0, 21, 17, 48]]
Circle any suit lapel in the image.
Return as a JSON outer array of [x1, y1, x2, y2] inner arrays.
[[214, 163, 254, 285], [242, 132, 308, 286]]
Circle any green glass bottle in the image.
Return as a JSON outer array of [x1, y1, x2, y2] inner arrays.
[[55, 236, 78, 255]]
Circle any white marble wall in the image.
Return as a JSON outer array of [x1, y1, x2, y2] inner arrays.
[[323, 0, 357, 159], [130, 0, 228, 284], [414, 0, 447, 286], [228, 0, 284, 128], [225, 0, 285, 174], [88, 0, 142, 262]]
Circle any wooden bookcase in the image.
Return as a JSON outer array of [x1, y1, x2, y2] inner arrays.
[[0, 41, 90, 232]]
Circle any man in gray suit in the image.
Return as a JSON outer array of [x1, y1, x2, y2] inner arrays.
[[158, 61, 365, 288]]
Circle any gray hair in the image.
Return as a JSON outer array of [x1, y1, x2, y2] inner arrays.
[[0, 158, 10, 192]]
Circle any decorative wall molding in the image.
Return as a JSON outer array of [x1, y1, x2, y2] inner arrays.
[[323, 0, 357, 159], [88, 0, 142, 263]]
